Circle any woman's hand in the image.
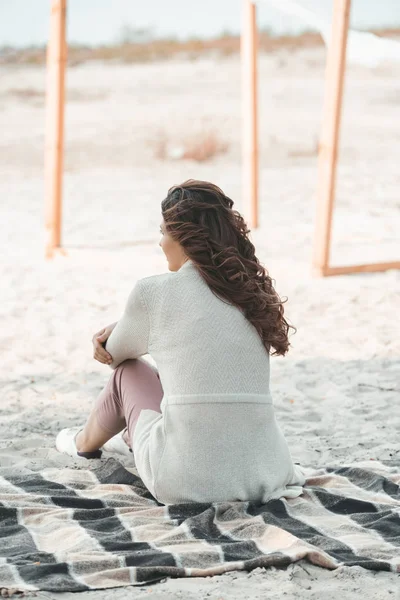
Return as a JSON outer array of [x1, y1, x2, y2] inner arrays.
[[92, 322, 117, 365]]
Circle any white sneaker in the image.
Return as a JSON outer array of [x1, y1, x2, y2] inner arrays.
[[102, 431, 133, 457], [56, 427, 102, 459]]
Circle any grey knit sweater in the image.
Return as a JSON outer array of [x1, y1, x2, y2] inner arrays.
[[105, 259, 305, 504]]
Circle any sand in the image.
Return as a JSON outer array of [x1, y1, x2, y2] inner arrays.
[[1, 45, 400, 598]]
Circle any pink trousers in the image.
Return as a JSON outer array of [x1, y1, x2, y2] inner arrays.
[[94, 359, 164, 448]]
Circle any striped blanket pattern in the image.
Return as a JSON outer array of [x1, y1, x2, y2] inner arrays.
[[0, 457, 399, 593]]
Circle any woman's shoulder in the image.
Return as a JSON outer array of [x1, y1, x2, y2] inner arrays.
[[136, 268, 187, 299], [135, 263, 200, 306], [136, 271, 170, 291]]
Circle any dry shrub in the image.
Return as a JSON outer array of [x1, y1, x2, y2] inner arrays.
[[66, 89, 109, 102], [7, 88, 44, 99], [154, 131, 228, 162], [288, 137, 319, 158], [4, 87, 107, 105], [183, 132, 228, 162]]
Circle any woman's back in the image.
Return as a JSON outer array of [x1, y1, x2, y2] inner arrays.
[[144, 259, 271, 397]]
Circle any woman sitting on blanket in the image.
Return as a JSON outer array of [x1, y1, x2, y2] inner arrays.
[[56, 180, 306, 505]]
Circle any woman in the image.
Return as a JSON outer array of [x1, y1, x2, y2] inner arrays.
[[56, 180, 306, 505]]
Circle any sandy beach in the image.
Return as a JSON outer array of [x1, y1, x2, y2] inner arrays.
[[1, 44, 400, 598]]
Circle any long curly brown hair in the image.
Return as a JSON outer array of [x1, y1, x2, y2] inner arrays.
[[161, 180, 295, 356]]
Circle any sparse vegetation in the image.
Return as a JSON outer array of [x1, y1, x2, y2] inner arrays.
[[0, 31, 323, 67], [0, 28, 398, 67]]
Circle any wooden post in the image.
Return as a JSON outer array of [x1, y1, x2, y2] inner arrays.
[[241, 0, 259, 228], [313, 0, 351, 276], [44, 0, 67, 258]]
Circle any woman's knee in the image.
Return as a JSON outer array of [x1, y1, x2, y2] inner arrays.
[[116, 358, 159, 379], [113, 358, 163, 406]]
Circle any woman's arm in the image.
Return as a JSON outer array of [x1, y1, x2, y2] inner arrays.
[[104, 280, 150, 369]]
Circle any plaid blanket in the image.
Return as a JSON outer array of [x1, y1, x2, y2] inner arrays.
[[0, 457, 399, 593]]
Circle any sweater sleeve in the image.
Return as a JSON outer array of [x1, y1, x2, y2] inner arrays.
[[105, 280, 150, 369]]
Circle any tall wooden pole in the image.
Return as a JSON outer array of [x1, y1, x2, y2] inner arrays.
[[313, 0, 351, 276], [44, 0, 67, 258], [241, 0, 259, 228]]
